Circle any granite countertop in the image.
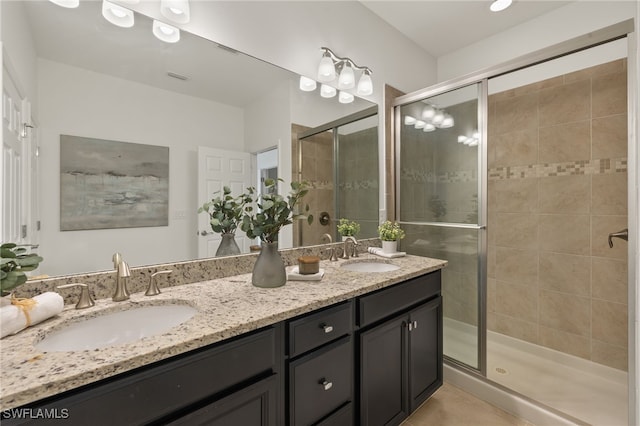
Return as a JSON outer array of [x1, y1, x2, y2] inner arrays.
[[0, 253, 447, 409]]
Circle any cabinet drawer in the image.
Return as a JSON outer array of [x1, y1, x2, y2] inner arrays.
[[316, 402, 353, 426], [358, 270, 441, 327], [288, 301, 352, 357], [289, 336, 353, 426]]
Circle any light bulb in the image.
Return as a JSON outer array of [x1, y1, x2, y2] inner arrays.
[[338, 91, 354, 104], [317, 52, 336, 82], [338, 63, 355, 90], [299, 76, 317, 92], [153, 20, 180, 43], [160, 0, 191, 24], [404, 116, 416, 125], [356, 71, 373, 96], [422, 105, 435, 120], [48, 0, 79, 8], [490, 0, 512, 12], [320, 84, 337, 98], [102, 0, 135, 28]]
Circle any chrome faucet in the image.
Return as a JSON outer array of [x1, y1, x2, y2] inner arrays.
[[112, 252, 131, 302], [341, 236, 359, 260]]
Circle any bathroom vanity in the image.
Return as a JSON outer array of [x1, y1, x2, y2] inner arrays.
[[0, 254, 446, 425]]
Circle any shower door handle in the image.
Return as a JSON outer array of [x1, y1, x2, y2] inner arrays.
[[608, 229, 628, 248]]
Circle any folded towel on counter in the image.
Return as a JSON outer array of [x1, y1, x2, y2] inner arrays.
[[1, 292, 64, 339], [368, 247, 407, 258], [287, 266, 325, 281]]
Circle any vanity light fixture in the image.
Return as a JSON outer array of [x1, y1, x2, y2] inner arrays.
[[320, 84, 337, 98], [423, 123, 436, 132], [102, 0, 135, 28], [299, 76, 317, 92], [432, 110, 445, 126], [440, 114, 454, 128], [490, 0, 512, 12], [160, 0, 191, 24], [153, 20, 180, 43], [404, 115, 417, 125], [317, 47, 373, 96], [48, 0, 79, 8], [338, 91, 354, 104], [414, 120, 426, 129]]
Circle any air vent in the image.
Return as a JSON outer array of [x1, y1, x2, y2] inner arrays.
[[167, 72, 188, 81]]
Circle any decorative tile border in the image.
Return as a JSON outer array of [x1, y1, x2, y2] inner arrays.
[[489, 157, 627, 180], [401, 168, 477, 184]]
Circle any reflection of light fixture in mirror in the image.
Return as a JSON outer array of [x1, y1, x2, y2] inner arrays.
[[414, 120, 426, 129], [49, 0, 79, 8], [356, 70, 373, 96], [440, 114, 454, 128], [299, 76, 317, 92], [153, 20, 180, 43], [490, 0, 512, 12], [338, 91, 354, 104], [432, 110, 445, 126], [423, 123, 436, 132], [338, 63, 355, 89], [422, 105, 435, 120], [317, 51, 336, 82], [320, 84, 337, 98], [102, 0, 135, 28], [404, 115, 416, 125], [160, 0, 191, 24]]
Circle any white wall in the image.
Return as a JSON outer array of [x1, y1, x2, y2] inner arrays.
[[38, 59, 244, 275]]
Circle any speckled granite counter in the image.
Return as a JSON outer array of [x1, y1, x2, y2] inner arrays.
[[0, 253, 446, 410]]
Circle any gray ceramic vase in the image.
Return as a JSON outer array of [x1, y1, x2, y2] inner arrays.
[[252, 241, 286, 288], [216, 233, 241, 257]]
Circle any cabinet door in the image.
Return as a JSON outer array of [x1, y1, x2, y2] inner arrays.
[[359, 314, 408, 426], [167, 375, 278, 426], [408, 296, 443, 412]]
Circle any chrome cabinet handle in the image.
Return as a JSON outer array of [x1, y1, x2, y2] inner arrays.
[[320, 323, 334, 334], [320, 379, 333, 391]]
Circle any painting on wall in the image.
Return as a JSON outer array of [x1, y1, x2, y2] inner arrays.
[[60, 135, 169, 231]]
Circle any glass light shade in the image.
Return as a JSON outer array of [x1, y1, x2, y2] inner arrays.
[[160, 0, 191, 24], [468, 140, 479, 147], [356, 72, 373, 96], [440, 114, 454, 128], [490, 0, 512, 12], [320, 84, 337, 98], [458, 136, 467, 143], [422, 105, 435, 120], [414, 120, 426, 129], [473, 131, 480, 139], [423, 123, 436, 132], [153, 20, 180, 43], [404, 116, 416, 125], [338, 91, 354, 104], [338, 63, 355, 90], [49, 0, 80, 8], [317, 54, 336, 82], [299, 76, 317, 92], [102, 0, 134, 28], [432, 110, 445, 125]]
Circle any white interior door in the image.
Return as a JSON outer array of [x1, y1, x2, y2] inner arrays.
[[197, 147, 252, 258]]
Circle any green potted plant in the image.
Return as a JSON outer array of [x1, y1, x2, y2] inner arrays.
[[337, 218, 360, 241], [1, 243, 44, 297], [378, 221, 406, 253], [241, 178, 312, 288], [198, 186, 253, 257]]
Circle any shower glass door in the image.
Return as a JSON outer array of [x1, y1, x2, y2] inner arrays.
[[396, 83, 485, 371]]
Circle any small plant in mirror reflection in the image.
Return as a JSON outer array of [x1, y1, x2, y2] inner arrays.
[[241, 179, 313, 244], [337, 218, 360, 237], [378, 221, 406, 242], [1, 243, 44, 295], [198, 186, 253, 235]]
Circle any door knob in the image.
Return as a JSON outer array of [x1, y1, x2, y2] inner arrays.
[[608, 229, 628, 248]]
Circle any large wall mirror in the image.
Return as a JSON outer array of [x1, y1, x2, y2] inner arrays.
[[2, 1, 378, 277]]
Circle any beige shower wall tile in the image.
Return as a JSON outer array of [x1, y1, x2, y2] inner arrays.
[[592, 172, 627, 215], [495, 247, 538, 285], [592, 114, 627, 159], [540, 290, 590, 336], [538, 214, 590, 255], [592, 340, 628, 371], [592, 71, 627, 118], [495, 213, 538, 249], [493, 92, 539, 134], [592, 257, 627, 304], [493, 178, 538, 213], [539, 252, 590, 296], [538, 175, 591, 214], [489, 312, 538, 344], [539, 326, 590, 360], [539, 79, 590, 126], [538, 120, 591, 163], [487, 246, 496, 279], [487, 278, 497, 314], [493, 129, 538, 167], [592, 215, 628, 259], [592, 300, 627, 347], [495, 280, 538, 322], [563, 59, 626, 83]]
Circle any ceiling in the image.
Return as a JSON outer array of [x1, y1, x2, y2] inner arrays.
[[360, 0, 574, 58]]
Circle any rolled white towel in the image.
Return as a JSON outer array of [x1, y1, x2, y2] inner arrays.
[[1, 292, 64, 339], [368, 247, 407, 258]]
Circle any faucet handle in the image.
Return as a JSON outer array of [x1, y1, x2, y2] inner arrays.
[[57, 283, 95, 309], [146, 270, 172, 296]]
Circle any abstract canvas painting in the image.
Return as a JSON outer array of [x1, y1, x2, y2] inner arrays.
[[60, 135, 169, 231]]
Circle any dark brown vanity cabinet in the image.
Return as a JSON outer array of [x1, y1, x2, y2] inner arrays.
[[357, 270, 442, 426]]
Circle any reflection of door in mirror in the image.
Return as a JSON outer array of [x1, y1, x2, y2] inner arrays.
[[292, 109, 379, 247], [2, 68, 40, 251], [257, 149, 278, 197], [197, 147, 252, 258]]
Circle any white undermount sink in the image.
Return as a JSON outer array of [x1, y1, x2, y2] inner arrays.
[[340, 261, 400, 273], [35, 304, 197, 352]]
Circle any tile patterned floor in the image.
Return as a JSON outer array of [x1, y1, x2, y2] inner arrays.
[[402, 383, 535, 426]]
